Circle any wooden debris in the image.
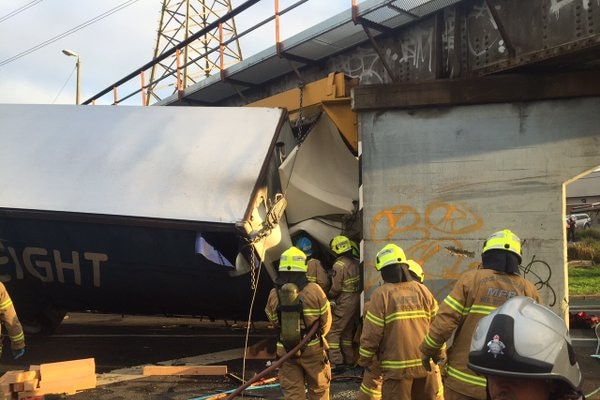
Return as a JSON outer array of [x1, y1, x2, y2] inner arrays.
[[142, 365, 227, 376], [0, 358, 96, 399]]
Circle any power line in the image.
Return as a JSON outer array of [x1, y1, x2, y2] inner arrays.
[[52, 65, 76, 104], [0, 0, 141, 67], [0, 0, 43, 24]]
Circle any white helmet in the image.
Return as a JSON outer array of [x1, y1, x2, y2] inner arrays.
[[468, 296, 582, 392]]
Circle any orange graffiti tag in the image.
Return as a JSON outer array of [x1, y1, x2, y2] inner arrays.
[[368, 201, 483, 281], [370, 205, 421, 242], [425, 202, 483, 234]]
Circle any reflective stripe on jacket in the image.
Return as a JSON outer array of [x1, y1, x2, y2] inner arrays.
[[329, 255, 360, 299], [0, 282, 25, 350], [265, 282, 332, 357], [358, 280, 438, 380], [420, 268, 540, 399]]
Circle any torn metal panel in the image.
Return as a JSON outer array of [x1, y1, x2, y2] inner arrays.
[[278, 114, 359, 225]]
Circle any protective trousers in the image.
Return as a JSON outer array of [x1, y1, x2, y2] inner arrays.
[[279, 349, 331, 400], [327, 292, 360, 365], [357, 359, 382, 400], [381, 371, 443, 400]]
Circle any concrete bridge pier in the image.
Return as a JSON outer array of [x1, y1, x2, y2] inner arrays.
[[353, 71, 600, 319]]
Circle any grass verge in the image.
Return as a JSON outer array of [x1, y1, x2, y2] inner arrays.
[[568, 264, 600, 296]]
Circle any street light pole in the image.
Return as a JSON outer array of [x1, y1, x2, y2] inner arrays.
[[62, 49, 81, 105]]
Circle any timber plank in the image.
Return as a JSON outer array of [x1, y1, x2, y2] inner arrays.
[[142, 365, 227, 376]]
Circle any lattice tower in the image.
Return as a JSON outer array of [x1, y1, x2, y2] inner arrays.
[[146, 0, 243, 104]]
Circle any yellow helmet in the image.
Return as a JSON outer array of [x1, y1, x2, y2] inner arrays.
[[405, 259, 425, 282], [330, 235, 352, 255], [375, 244, 406, 271], [279, 246, 308, 273], [482, 229, 522, 262]]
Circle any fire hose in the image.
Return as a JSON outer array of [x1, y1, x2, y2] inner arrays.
[[224, 320, 320, 400]]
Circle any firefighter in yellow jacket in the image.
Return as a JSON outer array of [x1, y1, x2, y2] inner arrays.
[[357, 259, 434, 400], [0, 282, 26, 360], [295, 235, 331, 294], [326, 235, 361, 369], [358, 245, 443, 400], [264, 246, 332, 400], [419, 229, 541, 400]]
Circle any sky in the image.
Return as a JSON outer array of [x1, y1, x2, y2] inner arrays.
[[0, 0, 354, 105]]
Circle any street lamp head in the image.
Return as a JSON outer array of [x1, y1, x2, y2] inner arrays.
[[61, 49, 81, 104], [62, 49, 79, 58]]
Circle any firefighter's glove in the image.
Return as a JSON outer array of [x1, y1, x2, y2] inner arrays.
[[421, 350, 445, 372], [422, 354, 438, 372], [12, 348, 25, 360]]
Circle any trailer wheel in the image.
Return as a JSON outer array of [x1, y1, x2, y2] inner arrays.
[[21, 306, 67, 335]]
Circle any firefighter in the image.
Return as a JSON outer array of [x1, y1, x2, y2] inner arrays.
[[420, 229, 541, 400], [0, 282, 26, 361], [358, 258, 432, 400], [468, 296, 584, 400], [295, 235, 331, 294], [358, 245, 443, 400], [326, 235, 361, 370], [264, 246, 332, 400]]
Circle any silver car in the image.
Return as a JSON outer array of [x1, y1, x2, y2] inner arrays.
[[567, 213, 592, 229]]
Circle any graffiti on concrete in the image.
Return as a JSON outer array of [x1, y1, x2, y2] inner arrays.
[[367, 201, 557, 303], [367, 201, 483, 293], [520, 255, 557, 306]]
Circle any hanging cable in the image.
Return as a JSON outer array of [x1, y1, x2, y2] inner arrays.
[[0, 0, 141, 67], [586, 386, 600, 399], [280, 81, 313, 196], [240, 235, 267, 385], [0, 0, 43, 23], [51, 65, 76, 104]]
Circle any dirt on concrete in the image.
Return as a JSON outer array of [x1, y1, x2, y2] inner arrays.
[[54, 338, 600, 400]]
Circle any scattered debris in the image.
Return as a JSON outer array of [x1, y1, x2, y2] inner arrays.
[[0, 358, 96, 399]]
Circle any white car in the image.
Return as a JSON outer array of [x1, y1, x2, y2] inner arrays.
[[567, 213, 592, 229]]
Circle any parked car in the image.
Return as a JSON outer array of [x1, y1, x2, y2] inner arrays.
[[566, 213, 592, 229]]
